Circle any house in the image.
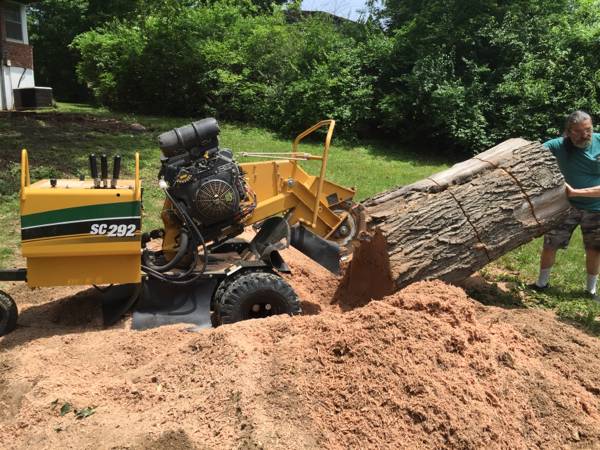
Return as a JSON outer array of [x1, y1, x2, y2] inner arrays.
[[0, 0, 51, 110]]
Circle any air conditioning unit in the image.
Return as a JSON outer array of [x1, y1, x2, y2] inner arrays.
[[13, 87, 53, 109]]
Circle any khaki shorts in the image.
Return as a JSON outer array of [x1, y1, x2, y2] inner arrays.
[[544, 208, 600, 250]]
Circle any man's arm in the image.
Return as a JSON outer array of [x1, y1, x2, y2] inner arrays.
[[543, 137, 561, 156], [566, 182, 600, 198]]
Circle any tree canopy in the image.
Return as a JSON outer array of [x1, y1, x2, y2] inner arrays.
[[29, 0, 600, 154]]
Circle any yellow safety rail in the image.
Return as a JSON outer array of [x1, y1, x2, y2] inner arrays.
[[134, 152, 141, 200], [20, 149, 30, 200], [290, 120, 336, 228], [241, 120, 336, 229]]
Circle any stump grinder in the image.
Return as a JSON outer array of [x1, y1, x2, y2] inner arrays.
[[0, 119, 366, 336]]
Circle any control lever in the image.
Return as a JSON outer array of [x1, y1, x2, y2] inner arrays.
[[101, 154, 108, 188], [89, 154, 100, 188], [111, 155, 121, 188]]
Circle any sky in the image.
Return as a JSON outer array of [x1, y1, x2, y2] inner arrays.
[[301, 0, 370, 21]]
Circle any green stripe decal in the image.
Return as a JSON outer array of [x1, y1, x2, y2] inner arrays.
[[21, 201, 141, 228]]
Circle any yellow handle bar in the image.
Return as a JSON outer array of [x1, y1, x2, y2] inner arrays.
[[291, 119, 336, 228], [20, 149, 30, 200]]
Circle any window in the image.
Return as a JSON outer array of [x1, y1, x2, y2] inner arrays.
[[4, 3, 24, 42]]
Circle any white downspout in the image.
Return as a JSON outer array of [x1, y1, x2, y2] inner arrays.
[[0, 64, 5, 111], [0, 2, 6, 111], [6, 60, 13, 109]]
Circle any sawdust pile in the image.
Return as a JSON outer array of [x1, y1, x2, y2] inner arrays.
[[2, 249, 600, 449]]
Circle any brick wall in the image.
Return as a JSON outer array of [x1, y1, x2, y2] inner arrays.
[[0, 1, 4, 42], [0, 1, 34, 69], [4, 40, 33, 69]]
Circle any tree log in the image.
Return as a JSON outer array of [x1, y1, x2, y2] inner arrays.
[[337, 138, 571, 303]]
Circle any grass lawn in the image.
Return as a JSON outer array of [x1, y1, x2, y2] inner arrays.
[[487, 231, 600, 332], [1, 103, 599, 333]]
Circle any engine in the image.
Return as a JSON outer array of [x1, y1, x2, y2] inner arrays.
[[157, 118, 254, 241]]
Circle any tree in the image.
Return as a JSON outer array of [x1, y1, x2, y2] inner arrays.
[[372, 0, 600, 153], [28, 0, 146, 101]]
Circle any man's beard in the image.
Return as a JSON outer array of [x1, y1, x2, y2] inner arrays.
[[573, 138, 592, 149]]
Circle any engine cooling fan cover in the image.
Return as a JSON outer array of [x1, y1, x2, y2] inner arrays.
[[194, 178, 240, 224]]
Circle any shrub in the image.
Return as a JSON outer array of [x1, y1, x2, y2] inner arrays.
[[73, 4, 377, 137]]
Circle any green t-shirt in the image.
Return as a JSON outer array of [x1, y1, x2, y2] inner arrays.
[[544, 134, 600, 211]]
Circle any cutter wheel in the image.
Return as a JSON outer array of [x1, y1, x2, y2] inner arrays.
[[329, 203, 368, 256]]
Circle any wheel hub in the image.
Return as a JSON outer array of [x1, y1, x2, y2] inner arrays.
[[251, 303, 272, 313]]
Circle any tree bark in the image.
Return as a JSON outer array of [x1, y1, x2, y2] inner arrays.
[[339, 138, 571, 301]]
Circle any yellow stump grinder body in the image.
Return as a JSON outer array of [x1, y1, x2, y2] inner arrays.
[[0, 119, 364, 336]]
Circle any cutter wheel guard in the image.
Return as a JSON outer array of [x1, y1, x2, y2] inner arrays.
[[0, 119, 366, 336]]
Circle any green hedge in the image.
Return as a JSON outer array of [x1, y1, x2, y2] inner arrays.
[[73, 4, 376, 137]]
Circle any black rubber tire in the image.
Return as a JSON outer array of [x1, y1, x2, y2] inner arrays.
[[216, 271, 301, 325], [210, 278, 229, 327], [0, 290, 18, 337], [211, 270, 263, 326]]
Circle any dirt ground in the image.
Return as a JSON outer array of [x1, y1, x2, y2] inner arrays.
[[0, 111, 147, 133], [2, 246, 600, 449]]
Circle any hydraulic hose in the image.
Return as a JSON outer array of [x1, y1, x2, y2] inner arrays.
[[142, 255, 202, 285], [163, 188, 209, 273], [142, 229, 190, 273], [141, 187, 209, 284]]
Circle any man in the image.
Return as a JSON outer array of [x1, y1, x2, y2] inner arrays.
[[533, 110, 600, 296]]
